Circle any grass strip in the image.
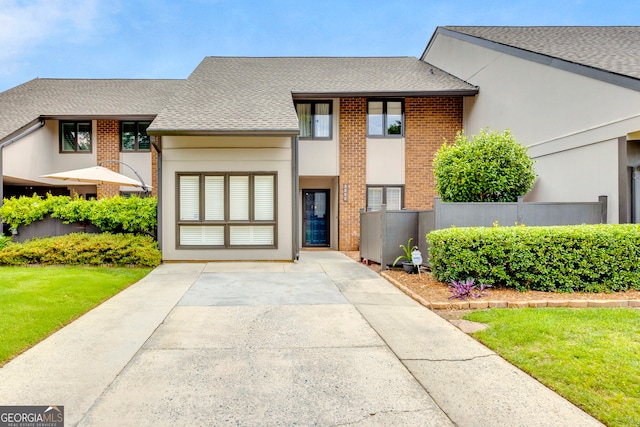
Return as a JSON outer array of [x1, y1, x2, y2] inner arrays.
[[0, 266, 151, 365], [465, 308, 640, 427]]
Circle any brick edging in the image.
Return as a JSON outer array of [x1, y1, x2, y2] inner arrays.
[[380, 271, 640, 310]]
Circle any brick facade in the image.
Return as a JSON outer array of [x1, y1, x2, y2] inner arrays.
[[404, 97, 462, 209], [338, 98, 367, 251], [95, 120, 158, 198], [337, 96, 463, 251], [96, 120, 121, 199]]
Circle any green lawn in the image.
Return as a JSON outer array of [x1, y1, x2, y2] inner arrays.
[[465, 308, 640, 427], [0, 266, 151, 365]]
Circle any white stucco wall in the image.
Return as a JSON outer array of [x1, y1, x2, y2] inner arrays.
[[4, 120, 98, 185], [161, 135, 294, 261], [423, 32, 640, 222], [366, 138, 405, 185]]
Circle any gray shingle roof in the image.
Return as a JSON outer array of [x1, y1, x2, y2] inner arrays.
[[148, 57, 477, 135], [442, 26, 640, 80], [0, 78, 183, 142]]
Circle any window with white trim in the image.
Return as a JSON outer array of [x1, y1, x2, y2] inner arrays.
[[177, 173, 276, 248], [367, 186, 403, 211]]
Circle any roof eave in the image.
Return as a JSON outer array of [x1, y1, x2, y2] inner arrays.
[[292, 89, 478, 98], [146, 128, 300, 137]]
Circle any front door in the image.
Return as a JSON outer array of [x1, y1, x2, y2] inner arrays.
[[303, 190, 329, 246]]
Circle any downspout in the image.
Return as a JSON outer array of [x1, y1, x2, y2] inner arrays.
[[292, 136, 299, 260], [0, 120, 46, 210], [151, 136, 163, 253]]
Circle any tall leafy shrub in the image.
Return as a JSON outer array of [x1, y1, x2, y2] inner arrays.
[[433, 129, 536, 202]]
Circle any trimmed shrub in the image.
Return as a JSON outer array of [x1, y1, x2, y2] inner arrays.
[[0, 233, 161, 267], [1, 194, 157, 236], [427, 224, 640, 292], [433, 129, 536, 202]]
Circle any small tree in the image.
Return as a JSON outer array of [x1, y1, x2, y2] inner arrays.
[[433, 128, 535, 202]]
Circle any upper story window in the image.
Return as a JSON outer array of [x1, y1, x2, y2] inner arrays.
[[367, 100, 403, 137], [295, 101, 332, 139], [121, 121, 151, 151], [60, 121, 92, 153]]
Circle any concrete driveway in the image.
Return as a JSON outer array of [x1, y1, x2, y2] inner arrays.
[[0, 251, 603, 426]]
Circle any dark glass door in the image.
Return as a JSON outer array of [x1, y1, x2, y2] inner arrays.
[[303, 190, 329, 246]]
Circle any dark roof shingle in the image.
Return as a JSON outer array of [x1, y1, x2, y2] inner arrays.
[[443, 26, 640, 80], [0, 78, 183, 142], [148, 57, 477, 135]]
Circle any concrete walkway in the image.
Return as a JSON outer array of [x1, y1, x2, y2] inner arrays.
[[0, 251, 604, 426]]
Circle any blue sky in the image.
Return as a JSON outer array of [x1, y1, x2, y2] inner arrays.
[[1, 0, 639, 92]]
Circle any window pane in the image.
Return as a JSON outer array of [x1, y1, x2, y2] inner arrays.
[[296, 103, 311, 138], [180, 226, 224, 245], [386, 187, 402, 210], [254, 175, 274, 221], [314, 102, 331, 138], [77, 122, 92, 151], [230, 225, 274, 245], [179, 176, 200, 220], [121, 122, 136, 150], [367, 101, 383, 136], [61, 123, 76, 151], [138, 122, 151, 150], [367, 187, 383, 211], [229, 175, 249, 220], [204, 176, 225, 220], [386, 101, 403, 135]]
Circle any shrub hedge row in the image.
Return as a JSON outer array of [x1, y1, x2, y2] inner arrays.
[[426, 224, 640, 292], [0, 194, 157, 235], [0, 233, 161, 267]]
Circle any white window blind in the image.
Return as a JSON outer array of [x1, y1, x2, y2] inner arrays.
[[367, 187, 383, 211], [180, 176, 200, 220], [386, 187, 402, 210], [179, 226, 224, 245], [229, 176, 249, 220], [254, 175, 274, 221], [204, 176, 225, 220], [230, 226, 274, 245]]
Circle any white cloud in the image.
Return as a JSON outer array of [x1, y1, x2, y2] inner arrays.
[[0, 0, 104, 63]]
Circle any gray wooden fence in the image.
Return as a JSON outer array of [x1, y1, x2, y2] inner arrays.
[[360, 196, 608, 268], [13, 216, 101, 243]]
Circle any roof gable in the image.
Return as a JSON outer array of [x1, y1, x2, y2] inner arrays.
[[429, 26, 640, 90]]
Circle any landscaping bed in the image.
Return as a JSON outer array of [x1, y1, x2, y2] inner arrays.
[[343, 251, 640, 311]]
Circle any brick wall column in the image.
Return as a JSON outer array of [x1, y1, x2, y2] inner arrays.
[[96, 120, 120, 199], [404, 97, 463, 209], [339, 98, 367, 251]]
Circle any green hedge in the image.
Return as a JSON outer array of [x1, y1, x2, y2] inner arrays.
[[0, 194, 157, 235], [0, 233, 161, 267], [426, 224, 640, 292]]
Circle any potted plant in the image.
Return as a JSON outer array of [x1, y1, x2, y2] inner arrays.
[[393, 237, 419, 274]]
